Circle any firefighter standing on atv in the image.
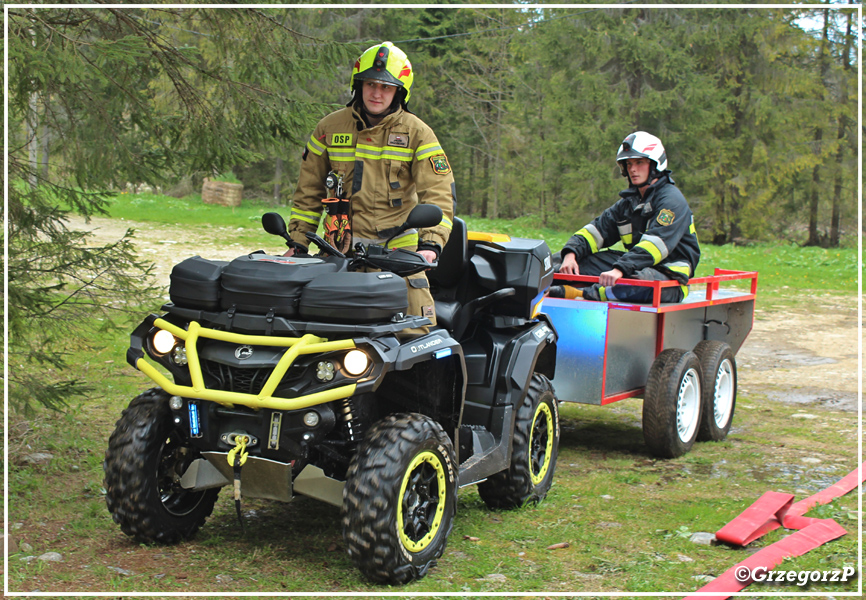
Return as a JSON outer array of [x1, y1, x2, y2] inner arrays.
[[285, 41, 455, 334], [550, 131, 700, 304]]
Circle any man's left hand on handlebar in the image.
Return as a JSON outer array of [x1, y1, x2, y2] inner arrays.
[[418, 249, 437, 267]]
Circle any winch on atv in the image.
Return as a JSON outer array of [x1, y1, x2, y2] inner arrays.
[[104, 204, 560, 584]]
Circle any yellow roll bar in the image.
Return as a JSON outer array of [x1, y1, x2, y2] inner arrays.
[[140, 318, 358, 412]]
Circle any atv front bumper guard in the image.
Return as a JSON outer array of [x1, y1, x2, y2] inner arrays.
[[128, 315, 360, 411]]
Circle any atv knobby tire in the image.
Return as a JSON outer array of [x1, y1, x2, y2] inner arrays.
[[642, 349, 702, 458], [104, 388, 219, 544], [693, 340, 737, 442], [342, 413, 457, 585], [478, 373, 560, 509]]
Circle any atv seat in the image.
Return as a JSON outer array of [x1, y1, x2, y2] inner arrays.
[[428, 217, 468, 335]]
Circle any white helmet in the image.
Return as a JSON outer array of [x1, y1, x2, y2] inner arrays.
[[616, 131, 667, 178]]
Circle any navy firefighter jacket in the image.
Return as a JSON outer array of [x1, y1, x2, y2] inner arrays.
[[561, 172, 701, 285]]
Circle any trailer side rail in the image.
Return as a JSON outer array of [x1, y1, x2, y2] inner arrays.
[[552, 268, 758, 311]]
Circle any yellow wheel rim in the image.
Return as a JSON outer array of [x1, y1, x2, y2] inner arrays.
[[397, 450, 447, 553], [529, 402, 554, 485]]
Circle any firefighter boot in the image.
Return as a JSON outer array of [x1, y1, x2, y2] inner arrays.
[[548, 285, 584, 300]]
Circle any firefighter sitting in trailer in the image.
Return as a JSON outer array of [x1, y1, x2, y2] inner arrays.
[[284, 41, 455, 336], [549, 131, 701, 304]]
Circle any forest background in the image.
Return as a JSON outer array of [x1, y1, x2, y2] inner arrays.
[[5, 2, 861, 412]]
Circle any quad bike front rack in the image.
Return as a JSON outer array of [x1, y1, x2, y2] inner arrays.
[[131, 316, 358, 411]]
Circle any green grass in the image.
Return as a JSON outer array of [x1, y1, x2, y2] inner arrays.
[[104, 191, 276, 228], [100, 192, 858, 295]]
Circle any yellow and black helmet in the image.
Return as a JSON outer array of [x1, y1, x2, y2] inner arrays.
[[350, 41, 414, 104]]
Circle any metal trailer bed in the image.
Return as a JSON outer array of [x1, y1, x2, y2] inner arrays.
[[541, 269, 758, 457]]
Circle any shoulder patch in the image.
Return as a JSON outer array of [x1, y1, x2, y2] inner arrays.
[[430, 154, 451, 175], [331, 133, 353, 147], [657, 208, 675, 226]]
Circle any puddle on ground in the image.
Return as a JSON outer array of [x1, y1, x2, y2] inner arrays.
[[738, 343, 839, 370], [760, 388, 859, 412], [679, 460, 846, 493], [745, 462, 846, 493]]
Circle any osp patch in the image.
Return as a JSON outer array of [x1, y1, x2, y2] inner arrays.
[[430, 154, 451, 175], [657, 208, 675, 226]]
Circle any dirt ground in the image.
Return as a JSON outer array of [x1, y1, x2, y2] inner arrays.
[[67, 214, 861, 413]]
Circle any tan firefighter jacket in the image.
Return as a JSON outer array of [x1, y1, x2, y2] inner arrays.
[[288, 105, 455, 254]]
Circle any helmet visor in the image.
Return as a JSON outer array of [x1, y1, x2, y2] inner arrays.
[[616, 149, 649, 163], [360, 77, 399, 87]]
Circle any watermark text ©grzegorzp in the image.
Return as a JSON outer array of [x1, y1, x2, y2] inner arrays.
[[734, 565, 857, 586]]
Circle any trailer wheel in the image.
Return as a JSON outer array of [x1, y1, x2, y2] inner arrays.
[[342, 413, 457, 585], [693, 341, 737, 442], [478, 373, 560, 509], [104, 388, 219, 544], [642, 349, 702, 458]]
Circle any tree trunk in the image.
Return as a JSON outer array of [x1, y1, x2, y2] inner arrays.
[[481, 151, 489, 218], [464, 156, 474, 216], [807, 128, 823, 246], [27, 92, 39, 190], [536, 90, 545, 225], [807, 8, 831, 247], [26, 27, 38, 189], [830, 9, 853, 247], [492, 94, 501, 220], [273, 156, 283, 203]]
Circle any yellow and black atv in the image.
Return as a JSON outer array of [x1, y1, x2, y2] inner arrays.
[[104, 205, 559, 584]]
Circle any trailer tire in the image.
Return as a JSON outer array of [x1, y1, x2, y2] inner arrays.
[[104, 389, 219, 544], [342, 413, 457, 585], [478, 373, 560, 509], [693, 341, 737, 442], [642, 349, 703, 458]]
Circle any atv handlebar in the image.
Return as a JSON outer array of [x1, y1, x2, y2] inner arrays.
[[304, 231, 346, 259], [264, 206, 440, 277], [354, 244, 437, 278]]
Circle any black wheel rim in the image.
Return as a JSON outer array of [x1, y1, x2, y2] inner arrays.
[[398, 451, 446, 552], [529, 402, 554, 485]]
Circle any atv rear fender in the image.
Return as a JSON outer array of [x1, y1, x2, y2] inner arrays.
[[455, 316, 557, 485]]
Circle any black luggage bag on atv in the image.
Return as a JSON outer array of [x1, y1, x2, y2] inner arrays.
[[169, 256, 228, 311], [220, 254, 339, 317], [299, 271, 409, 323]]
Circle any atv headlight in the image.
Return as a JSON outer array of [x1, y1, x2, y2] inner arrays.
[[152, 329, 178, 355], [171, 344, 188, 366], [316, 361, 336, 382], [343, 350, 369, 376]]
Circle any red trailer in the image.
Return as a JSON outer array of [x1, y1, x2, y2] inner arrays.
[[542, 269, 758, 458]]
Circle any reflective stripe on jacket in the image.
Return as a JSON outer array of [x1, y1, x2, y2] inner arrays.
[[562, 172, 700, 285], [289, 105, 455, 252]]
